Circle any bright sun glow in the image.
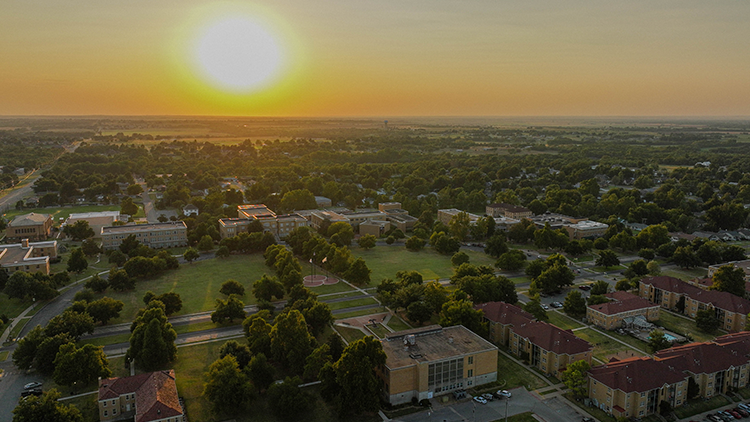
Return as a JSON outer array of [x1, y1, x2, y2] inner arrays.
[[193, 16, 284, 93]]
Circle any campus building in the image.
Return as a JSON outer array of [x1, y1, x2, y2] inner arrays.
[[639, 276, 750, 332], [98, 370, 185, 422], [437, 209, 480, 225], [510, 321, 592, 378], [486, 203, 533, 219], [378, 203, 418, 232], [529, 212, 608, 240], [219, 204, 308, 239], [378, 325, 498, 406], [5, 212, 53, 241], [0, 239, 57, 275], [64, 211, 125, 239], [476, 301, 534, 347], [586, 291, 660, 330], [100, 222, 188, 250]]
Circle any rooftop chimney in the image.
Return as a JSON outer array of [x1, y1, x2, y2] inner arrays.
[[21, 239, 29, 248]]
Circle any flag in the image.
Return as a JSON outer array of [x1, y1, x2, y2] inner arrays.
[[322, 257, 328, 263], [309, 259, 312, 263]]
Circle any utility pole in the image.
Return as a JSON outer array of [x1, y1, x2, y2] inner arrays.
[[505, 396, 509, 422]]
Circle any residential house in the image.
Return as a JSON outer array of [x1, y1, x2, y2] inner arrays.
[[98, 370, 185, 422], [377, 325, 498, 406], [182, 204, 199, 217]]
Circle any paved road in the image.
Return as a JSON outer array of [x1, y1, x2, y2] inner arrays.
[[0, 172, 42, 213], [395, 387, 586, 422]]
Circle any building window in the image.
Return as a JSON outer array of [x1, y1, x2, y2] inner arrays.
[[468, 356, 473, 365], [468, 369, 473, 377], [104, 410, 108, 416]]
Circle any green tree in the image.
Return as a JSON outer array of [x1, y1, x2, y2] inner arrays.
[[144, 292, 182, 315], [11, 389, 83, 422], [280, 188, 317, 212], [590, 280, 610, 295], [204, 355, 253, 412], [439, 299, 486, 335], [219, 340, 253, 369], [672, 246, 701, 269], [448, 211, 471, 241], [647, 260, 661, 275], [220, 279, 246, 296], [563, 290, 587, 318], [120, 196, 139, 217], [126, 305, 177, 370], [53, 343, 111, 387], [636, 224, 670, 249], [67, 248, 88, 274], [484, 234, 509, 258], [303, 344, 332, 381], [595, 250, 620, 268], [247, 352, 276, 392], [197, 234, 214, 252], [82, 237, 101, 255], [711, 264, 746, 297], [344, 257, 371, 285], [451, 251, 470, 267], [84, 275, 108, 293], [45, 310, 94, 340], [268, 376, 312, 420], [587, 295, 609, 306], [107, 268, 135, 291], [495, 249, 527, 271], [523, 299, 549, 322], [405, 235, 426, 251], [270, 310, 314, 374], [327, 222, 354, 246], [215, 245, 230, 258], [357, 234, 377, 250], [126, 183, 143, 195], [35, 333, 74, 376], [323, 336, 387, 416], [63, 220, 95, 241], [561, 360, 590, 398], [108, 249, 128, 267], [253, 275, 285, 302], [406, 301, 433, 325], [211, 294, 246, 324], [696, 309, 720, 333], [647, 329, 672, 353], [183, 247, 200, 263], [86, 297, 124, 325], [615, 279, 633, 291], [243, 313, 273, 356], [13, 325, 46, 370]]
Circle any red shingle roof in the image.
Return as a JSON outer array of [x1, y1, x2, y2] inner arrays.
[[588, 291, 658, 316], [98, 370, 183, 422], [513, 321, 592, 355], [641, 276, 750, 314], [656, 342, 749, 375], [475, 302, 534, 326], [588, 357, 686, 393]]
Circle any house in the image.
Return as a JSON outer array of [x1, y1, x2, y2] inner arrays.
[[98, 370, 185, 422], [182, 204, 199, 217], [0, 239, 58, 275], [377, 325, 498, 406], [486, 203, 533, 219], [100, 222, 188, 250], [639, 276, 750, 332], [586, 291, 660, 330], [588, 357, 688, 419], [475, 301, 534, 347], [5, 212, 53, 241], [510, 320, 592, 378]]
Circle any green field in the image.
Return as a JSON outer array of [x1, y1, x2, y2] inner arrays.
[[497, 351, 547, 390], [574, 328, 644, 363], [335, 325, 368, 344], [386, 315, 412, 332], [352, 246, 496, 285], [661, 267, 708, 281], [2, 204, 121, 226], [92, 255, 274, 324], [547, 311, 584, 330], [657, 309, 715, 342], [0, 296, 33, 320]]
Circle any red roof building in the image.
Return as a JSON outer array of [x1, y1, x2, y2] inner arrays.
[[510, 320, 592, 377], [98, 370, 184, 422], [475, 301, 534, 346], [586, 291, 660, 330]]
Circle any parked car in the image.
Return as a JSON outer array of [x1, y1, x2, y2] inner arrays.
[[473, 396, 488, 405], [21, 389, 42, 398], [735, 408, 749, 417], [494, 390, 512, 399], [481, 393, 494, 401], [729, 410, 742, 419], [550, 302, 563, 308], [452, 390, 466, 400], [23, 382, 42, 390], [708, 414, 724, 422], [541, 304, 550, 310], [581, 418, 595, 422], [578, 284, 591, 290]]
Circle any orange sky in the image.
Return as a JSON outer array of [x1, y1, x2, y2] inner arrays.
[[1, 1, 749, 116]]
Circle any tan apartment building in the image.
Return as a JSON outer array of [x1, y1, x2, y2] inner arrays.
[[486, 203, 533, 219], [656, 342, 750, 398], [510, 321, 592, 378], [98, 370, 184, 422], [586, 291, 660, 330], [475, 301, 534, 347], [0, 239, 57, 275], [378, 325, 498, 406], [5, 212, 53, 241], [100, 222, 188, 250], [639, 276, 750, 332], [588, 357, 688, 419]]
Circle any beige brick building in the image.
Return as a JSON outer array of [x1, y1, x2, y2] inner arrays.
[[0, 239, 57, 275], [98, 370, 184, 422], [639, 276, 750, 332], [486, 203, 532, 219], [475, 301, 534, 347], [510, 321, 592, 378], [586, 291, 660, 330], [218, 205, 308, 239], [378, 325, 498, 405], [6, 212, 53, 241], [100, 222, 188, 250]]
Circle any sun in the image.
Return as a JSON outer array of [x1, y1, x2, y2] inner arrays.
[[192, 15, 285, 93]]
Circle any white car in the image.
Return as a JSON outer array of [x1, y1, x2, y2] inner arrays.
[[473, 396, 488, 405], [23, 382, 42, 390], [494, 389, 512, 399]]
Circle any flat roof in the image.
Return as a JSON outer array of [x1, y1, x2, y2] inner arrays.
[[101, 221, 187, 234], [382, 325, 497, 369], [67, 211, 120, 219]]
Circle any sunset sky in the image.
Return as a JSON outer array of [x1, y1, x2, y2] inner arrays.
[[2, 0, 749, 117]]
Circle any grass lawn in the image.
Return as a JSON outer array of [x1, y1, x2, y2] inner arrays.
[[673, 395, 732, 419], [603, 330, 650, 353], [573, 328, 644, 363], [387, 315, 412, 332], [335, 325, 367, 344], [547, 311, 584, 330], [564, 392, 616, 422], [334, 308, 384, 319], [2, 204, 121, 226], [491, 411, 538, 422], [497, 352, 547, 391], [657, 309, 715, 342], [60, 393, 99, 421], [0, 350, 9, 361], [662, 267, 708, 281], [310, 282, 355, 295], [352, 246, 496, 285], [509, 276, 532, 285], [327, 297, 379, 311], [93, 255, 273, 324], [366, 323, 390, 338], [0, 296, 33, 320]]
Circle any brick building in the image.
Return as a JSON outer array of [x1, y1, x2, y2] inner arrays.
[[510, 321, 592, 378], [0, 239, 57, 275], [5, 212, 53, 241], [100, 222, 188, 250], [586, 291, 660, 330], [98, 370, 185, 422]]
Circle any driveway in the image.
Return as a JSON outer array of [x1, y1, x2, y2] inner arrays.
[[395, 387, 587, 422]]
